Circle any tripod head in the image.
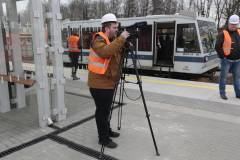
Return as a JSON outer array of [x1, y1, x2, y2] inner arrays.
[[118, 21, 147, 42]]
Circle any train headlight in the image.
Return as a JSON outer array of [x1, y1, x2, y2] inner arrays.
[[204, 56, 209, 62]]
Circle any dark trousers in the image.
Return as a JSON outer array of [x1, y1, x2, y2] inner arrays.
[[69, 52, 80, 75], [89, 88, 114, 142]]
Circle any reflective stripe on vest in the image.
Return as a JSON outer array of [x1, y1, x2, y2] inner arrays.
[[68, 35, 80, 52], [88, 32, 111, 74], [223, 29, 240, 56]]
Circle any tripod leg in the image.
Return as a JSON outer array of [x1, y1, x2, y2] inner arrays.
[[99, 145, 105, 160], [109, 81, 119, 121], [117, 55, 128, 130], [117, 76, 124, 130], [130, 51, 160, 156]]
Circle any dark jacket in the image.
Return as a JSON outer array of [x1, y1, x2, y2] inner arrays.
[[215, 29, 240, 60], [88, 35, 126, 89]]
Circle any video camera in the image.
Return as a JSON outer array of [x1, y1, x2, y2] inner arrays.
[[118, 21, 147, 41]]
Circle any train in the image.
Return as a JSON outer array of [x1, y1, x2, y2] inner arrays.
[[62, 11, 219, 75]]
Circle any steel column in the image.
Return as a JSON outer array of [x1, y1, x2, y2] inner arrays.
[[48, 0, 67, 121], [6, 0, 25, 108], [30, 0, 51, 127], [0, 2, 11, 113]]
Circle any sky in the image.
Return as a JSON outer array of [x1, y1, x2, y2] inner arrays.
[[16, 0, 70, 11]]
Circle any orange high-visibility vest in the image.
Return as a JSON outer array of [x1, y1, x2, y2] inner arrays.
[[223, 29, 240, 56], [68, 35, 80, 52], [88, 32, 111, 74]]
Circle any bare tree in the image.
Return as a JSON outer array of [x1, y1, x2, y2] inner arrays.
[[99, 0, 107, 17], [223, 0, 240, 25], [63, 0, 89, 20], [68, 0, 82, 20], [187, 0, 213, 17], [178, 0, 185, 10], [165, 0, 178, 14], [137, 0, 150, 16], [152, 0, 165, 15], [108, 0, 122, 17], [60, 4, 71, 20], [205, 0, 213, 17], [123, 0, 137, 17], [151, 0, 178, 15], [214, 0, 227, 28]]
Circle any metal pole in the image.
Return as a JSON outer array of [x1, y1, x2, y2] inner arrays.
[[79, 25, 83, 68], [30, 0, 52, 127], [6, 0, 25, 108], [0, 2, 10, 113], [49, 0, 66, 121]]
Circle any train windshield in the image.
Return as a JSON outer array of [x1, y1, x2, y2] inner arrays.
[[197, 20, 218, 53], [176, 23, 200, 53]]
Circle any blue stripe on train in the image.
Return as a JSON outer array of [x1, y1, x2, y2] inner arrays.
[[63, 51, 218, 63], [174, 56, 204, 62]]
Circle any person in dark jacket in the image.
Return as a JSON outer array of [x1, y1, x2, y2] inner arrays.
[[215, 14, 240, 100]]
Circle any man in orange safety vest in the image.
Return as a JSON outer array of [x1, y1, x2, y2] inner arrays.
[[88, 13, 129, 148], [67, 30, 81, 80], [215, 14, 240, 100]]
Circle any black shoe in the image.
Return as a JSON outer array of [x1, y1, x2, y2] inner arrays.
[[236, 96, 240, 99], [220, 94, 228, 100], [109, 131, 120, 138], [98, 139, 117, 148], [72, 76, 80, 80]]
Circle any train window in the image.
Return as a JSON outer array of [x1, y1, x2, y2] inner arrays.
[[82, 28, 92, 49], [62, 28, 68, 48], [197, 20, 218, 53], [176, 23, 200, 53], [138, 25, 152, 51], [72, 28, 79, 35]]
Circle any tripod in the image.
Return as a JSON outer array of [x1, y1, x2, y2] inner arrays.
[[99, 42, 160, 159]]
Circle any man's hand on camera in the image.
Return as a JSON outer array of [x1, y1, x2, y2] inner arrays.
[[120, 31, 130, 40]]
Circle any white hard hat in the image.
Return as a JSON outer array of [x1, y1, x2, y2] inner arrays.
[[101, 13, 117, 24], [228, 14, 239, 24]]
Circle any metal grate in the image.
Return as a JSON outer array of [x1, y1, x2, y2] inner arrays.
[[49, 135, 118, 160], [0, 104, 124, 159], [0, 135, 48, 158]]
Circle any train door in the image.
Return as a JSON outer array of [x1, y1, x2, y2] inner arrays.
[[153, 21, 175, 67], [174, 22, 201, 73]]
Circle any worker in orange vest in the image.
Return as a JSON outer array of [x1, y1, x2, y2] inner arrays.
[[215, 14, 240, 100], [88, 13, 129, 148], [67, 30, 81, 80]]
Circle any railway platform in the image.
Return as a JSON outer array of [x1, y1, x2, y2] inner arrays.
[[0, 69, 239, 160]]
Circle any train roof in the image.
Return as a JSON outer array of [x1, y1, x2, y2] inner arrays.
[[62, 11, 216, 28]]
